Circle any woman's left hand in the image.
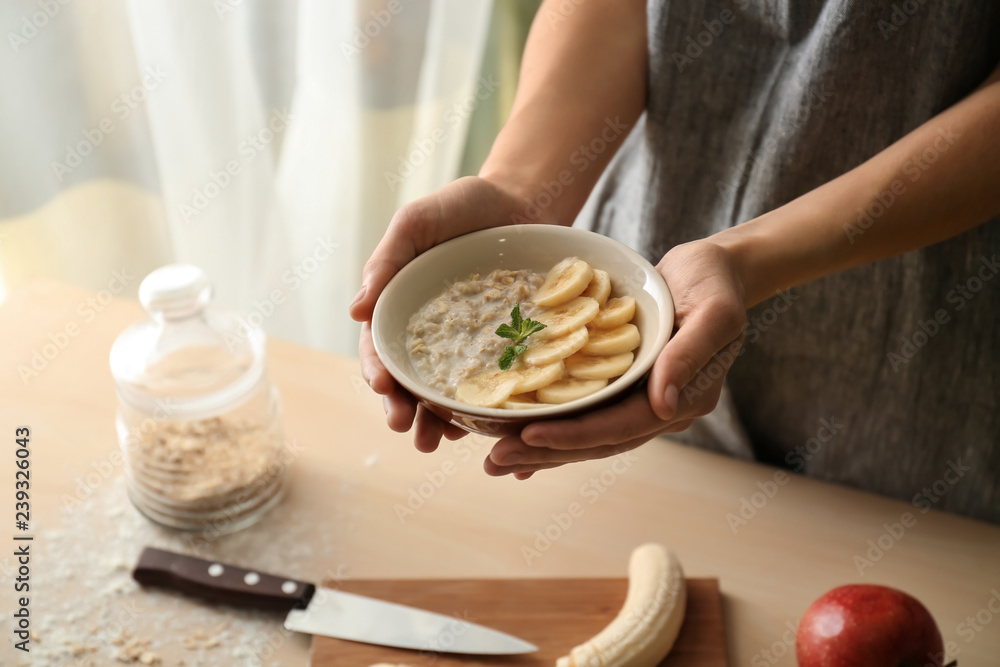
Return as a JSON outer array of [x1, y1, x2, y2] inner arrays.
[[485, 240, 749, 478]]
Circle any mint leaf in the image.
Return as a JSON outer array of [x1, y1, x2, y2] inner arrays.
[[495, 323, 521, 340], [496, 304, 546, 370], [499, 345, 526, 371], [498, 349, 514, 371], [510, 303, 523, 329], [520, 318, 546, 338]]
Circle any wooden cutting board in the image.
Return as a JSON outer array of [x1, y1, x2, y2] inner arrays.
[[311, 578, 726, 666]]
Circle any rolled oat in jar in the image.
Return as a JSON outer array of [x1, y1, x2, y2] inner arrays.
[[110, 265, 287, 534]]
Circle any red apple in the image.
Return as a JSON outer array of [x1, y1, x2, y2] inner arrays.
[[796, 584, 950, 667]]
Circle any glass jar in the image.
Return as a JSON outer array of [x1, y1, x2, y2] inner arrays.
[[110, 264, 287, 534]]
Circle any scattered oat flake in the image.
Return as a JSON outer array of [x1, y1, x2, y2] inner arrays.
[[30, 473, 354, 667]]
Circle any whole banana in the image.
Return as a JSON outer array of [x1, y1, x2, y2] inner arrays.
[[556, 543, 687, 667]]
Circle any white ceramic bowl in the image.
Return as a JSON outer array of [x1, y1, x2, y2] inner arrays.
[[371, 225, 674, 437]]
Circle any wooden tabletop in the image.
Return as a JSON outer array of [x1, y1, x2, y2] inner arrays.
[[1, 281, 998, 666]]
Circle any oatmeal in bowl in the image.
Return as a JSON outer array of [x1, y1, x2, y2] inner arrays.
[[406, 269, 544, 398], [371, 225, 674, 437], [406, 257, 643, 411]]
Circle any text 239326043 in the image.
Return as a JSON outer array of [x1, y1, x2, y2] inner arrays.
[[13, 426, 32, 653]]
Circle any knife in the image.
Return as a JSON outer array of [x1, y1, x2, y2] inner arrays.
[[133, 547, 537, 655]]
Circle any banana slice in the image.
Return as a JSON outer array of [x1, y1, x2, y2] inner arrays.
[[582, 323, 640, 356], [511, 360, 565, 394], [455, 370, 520, 408], [566, 351, 634, 380], [532, 257, 594, 307], [503, 393, 549, 410], [590, 296, 636, 330], [537, 377, 608, 404], [532, 297, 600, 341], [580, 269, 611, 305], [521, 327, 589, 366]]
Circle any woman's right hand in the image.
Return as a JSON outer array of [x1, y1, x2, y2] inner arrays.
[[349, 175, 549, 452]]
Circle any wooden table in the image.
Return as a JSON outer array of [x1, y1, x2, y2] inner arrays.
[[1, 282, 998, 666]]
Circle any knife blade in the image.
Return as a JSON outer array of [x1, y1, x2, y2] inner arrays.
[[132, 547, 537, 655]]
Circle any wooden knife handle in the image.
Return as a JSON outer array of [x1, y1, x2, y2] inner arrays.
[[132, 547, 316, 613]]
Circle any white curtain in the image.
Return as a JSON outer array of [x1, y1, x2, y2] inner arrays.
[[0, 0, 495, 354]]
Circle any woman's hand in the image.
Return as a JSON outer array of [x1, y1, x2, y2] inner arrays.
[[486, 240, 749, 479], [349, 176, 552, 452], [350, 0, 648, 456]]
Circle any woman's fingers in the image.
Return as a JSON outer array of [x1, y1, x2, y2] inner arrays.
[[413, 403, 447, 453], [350, 177, 551, 454], [358, 322, 396, 395], [384, 385, 418, 433], [350, 177, 525, 454], [649, 306, 743, 421], [487, 441, 629, 471], [487, 460, 568, 478], [649, 243, 747, 421], [485, 433, 658, 477], [520, 392, 661, 450], [349, 177, 516, 322], [516, 360, 727, 454], [442, 422, 470, 440], [488, 383, 710, 476], [349, 208, 423, 322]]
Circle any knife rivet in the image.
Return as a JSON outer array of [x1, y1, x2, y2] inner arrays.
[[208, 564, 224, 577], [281, 581, 297, 594], [244, 572, 260, 585]]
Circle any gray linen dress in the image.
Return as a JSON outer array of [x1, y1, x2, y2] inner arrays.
[[576, 0, 1000, 523]]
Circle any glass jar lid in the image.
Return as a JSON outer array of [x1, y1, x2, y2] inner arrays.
[[110, 264, 266, 420]]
